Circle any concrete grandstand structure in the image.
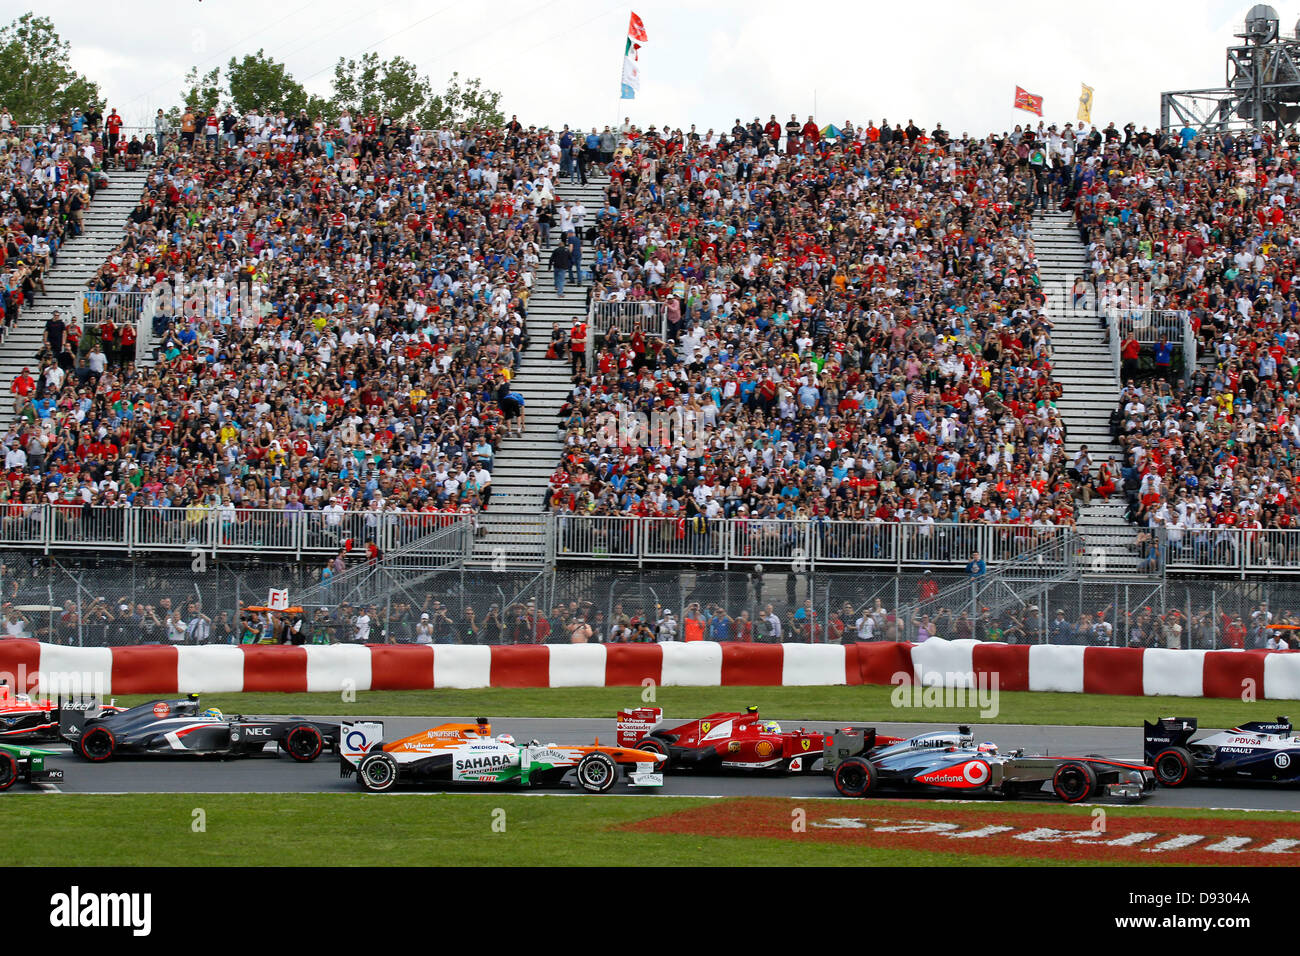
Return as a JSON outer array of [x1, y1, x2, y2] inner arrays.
[[6, 92, 1300, 659]]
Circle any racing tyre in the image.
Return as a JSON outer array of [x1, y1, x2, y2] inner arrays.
[[833, 756, 876, 798], [283, 725, 324, 762], [1052, 761, 1097, 803], [1151, 746, 1194, 788], [634, 737, 671, 768], [0, 751, 17, 790], [357, 752, 399, 792], [79, 727, 115, 762], [575, 752, 618, 793], [1085, 755, 1108, 796]]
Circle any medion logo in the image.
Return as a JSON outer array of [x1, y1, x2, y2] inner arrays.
[[49, 886, 151, 937]]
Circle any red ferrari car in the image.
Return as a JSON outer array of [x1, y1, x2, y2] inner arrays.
[[616, 706, 874, 774]]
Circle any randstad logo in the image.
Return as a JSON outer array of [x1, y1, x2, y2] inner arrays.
[[50, 886, 151, 936]]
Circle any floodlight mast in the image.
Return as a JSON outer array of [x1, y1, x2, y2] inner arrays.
[[1161, 5, 1300, 135]]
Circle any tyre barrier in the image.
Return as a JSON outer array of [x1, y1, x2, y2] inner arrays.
[[0, 638, 1291, 698]]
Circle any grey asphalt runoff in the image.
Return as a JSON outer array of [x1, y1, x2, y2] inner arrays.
[[18, 716, 1300, 811]]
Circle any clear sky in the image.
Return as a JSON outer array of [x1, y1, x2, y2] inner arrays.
[[8, 0, 1277, 133]]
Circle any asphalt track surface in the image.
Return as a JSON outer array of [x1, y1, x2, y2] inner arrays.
[[15, 716, 1300, 810]]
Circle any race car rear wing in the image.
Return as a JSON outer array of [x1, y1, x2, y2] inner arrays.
[[56, 698, 108, 742], [616, 707, 663, 748], [1143, 717, 1197, 763], [339, 721, 384, 776], [822, 727, 879, 770]]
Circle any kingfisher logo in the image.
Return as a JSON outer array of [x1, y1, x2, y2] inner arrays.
[[915, 760, 990, 788]]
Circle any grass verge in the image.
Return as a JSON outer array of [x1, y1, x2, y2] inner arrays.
[[1, 793, 1287, 866]]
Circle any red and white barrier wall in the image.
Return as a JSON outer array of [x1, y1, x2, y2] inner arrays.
[[0, 638, 1295, 699]]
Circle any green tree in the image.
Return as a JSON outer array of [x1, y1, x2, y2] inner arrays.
[[0, 13, 102, 125], [331, 52, 430, 120], [181, 66, 222, 110], [226, 49, 309, 115], [419, 72, 504, 129], [166, 65, 222, 126]]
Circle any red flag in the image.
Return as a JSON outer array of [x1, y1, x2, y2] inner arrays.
[[1013, 86, 1043, 117], [628, 11, 648, 43]]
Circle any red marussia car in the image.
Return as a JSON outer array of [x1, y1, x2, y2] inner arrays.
[[0, 681, 123, 743], [616, 706, 852, 774]]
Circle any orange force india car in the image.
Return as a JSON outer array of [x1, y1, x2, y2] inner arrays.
[[339, 718, 666, 793]]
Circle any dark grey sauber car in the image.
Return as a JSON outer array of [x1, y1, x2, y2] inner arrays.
[[59, 695, 338, 762]]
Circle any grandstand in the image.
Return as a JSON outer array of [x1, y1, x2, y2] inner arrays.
[[7, 71, 1300, 651]]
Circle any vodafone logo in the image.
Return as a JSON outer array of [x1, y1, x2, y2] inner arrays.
[[152, 702, 170, 718], [916, 760, 990, 789]]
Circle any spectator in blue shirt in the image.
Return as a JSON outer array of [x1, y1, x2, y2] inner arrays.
[[1153, 337, 1174, 382]]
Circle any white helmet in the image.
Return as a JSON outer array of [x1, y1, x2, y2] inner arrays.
[[497, 734, 516, 746]]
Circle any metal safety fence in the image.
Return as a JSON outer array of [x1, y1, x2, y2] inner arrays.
[[4, 554, 1300, 651], [1158, 525, 1300, 577], [587, 300, 666, 339], [11, 559, 1299, 651], [0, 504, 474, 563], [552, 515, 1076, 571]]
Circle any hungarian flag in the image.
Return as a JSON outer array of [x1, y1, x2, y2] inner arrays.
[[1014, 86, 1043, 116], [628, 11, 647, 43]]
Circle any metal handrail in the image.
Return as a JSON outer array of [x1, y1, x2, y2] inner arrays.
[[550, 514, 1077, 571], [0, 504, 475, 562]]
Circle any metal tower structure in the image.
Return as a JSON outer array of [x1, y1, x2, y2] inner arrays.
[[1162, 4, 1300, 134]]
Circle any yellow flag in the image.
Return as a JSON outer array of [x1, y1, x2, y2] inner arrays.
[[1078, 83, 1094, 124]]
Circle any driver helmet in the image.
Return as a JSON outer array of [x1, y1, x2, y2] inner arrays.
[[977, 741, 998, 754], [200, 708, 223, 720], [497, 734, 516, 746], [760, 720, 782, 734]]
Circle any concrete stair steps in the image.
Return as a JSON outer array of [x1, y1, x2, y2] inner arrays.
[[0, 168, 151, 432], [1032, 212, 1137, 566]]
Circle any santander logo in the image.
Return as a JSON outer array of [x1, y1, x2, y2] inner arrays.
[[916, 760, 989, 788]]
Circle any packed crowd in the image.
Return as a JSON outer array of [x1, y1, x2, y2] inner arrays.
[[4, 108, 577, 532], [1058, 120, 1300, 537], [14, 100, 1300, 559], [0, 109, 111, 346], [548, 116, 1089, 534]]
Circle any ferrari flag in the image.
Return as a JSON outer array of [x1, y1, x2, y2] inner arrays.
[[628, 11, 647, 43], [1078, 83, 1094, 124], [1014, 86, 1044, 117]]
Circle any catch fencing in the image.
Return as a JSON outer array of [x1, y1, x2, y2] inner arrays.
[[11, 554, 1294, 652], [552, 515, 1075, 571]]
